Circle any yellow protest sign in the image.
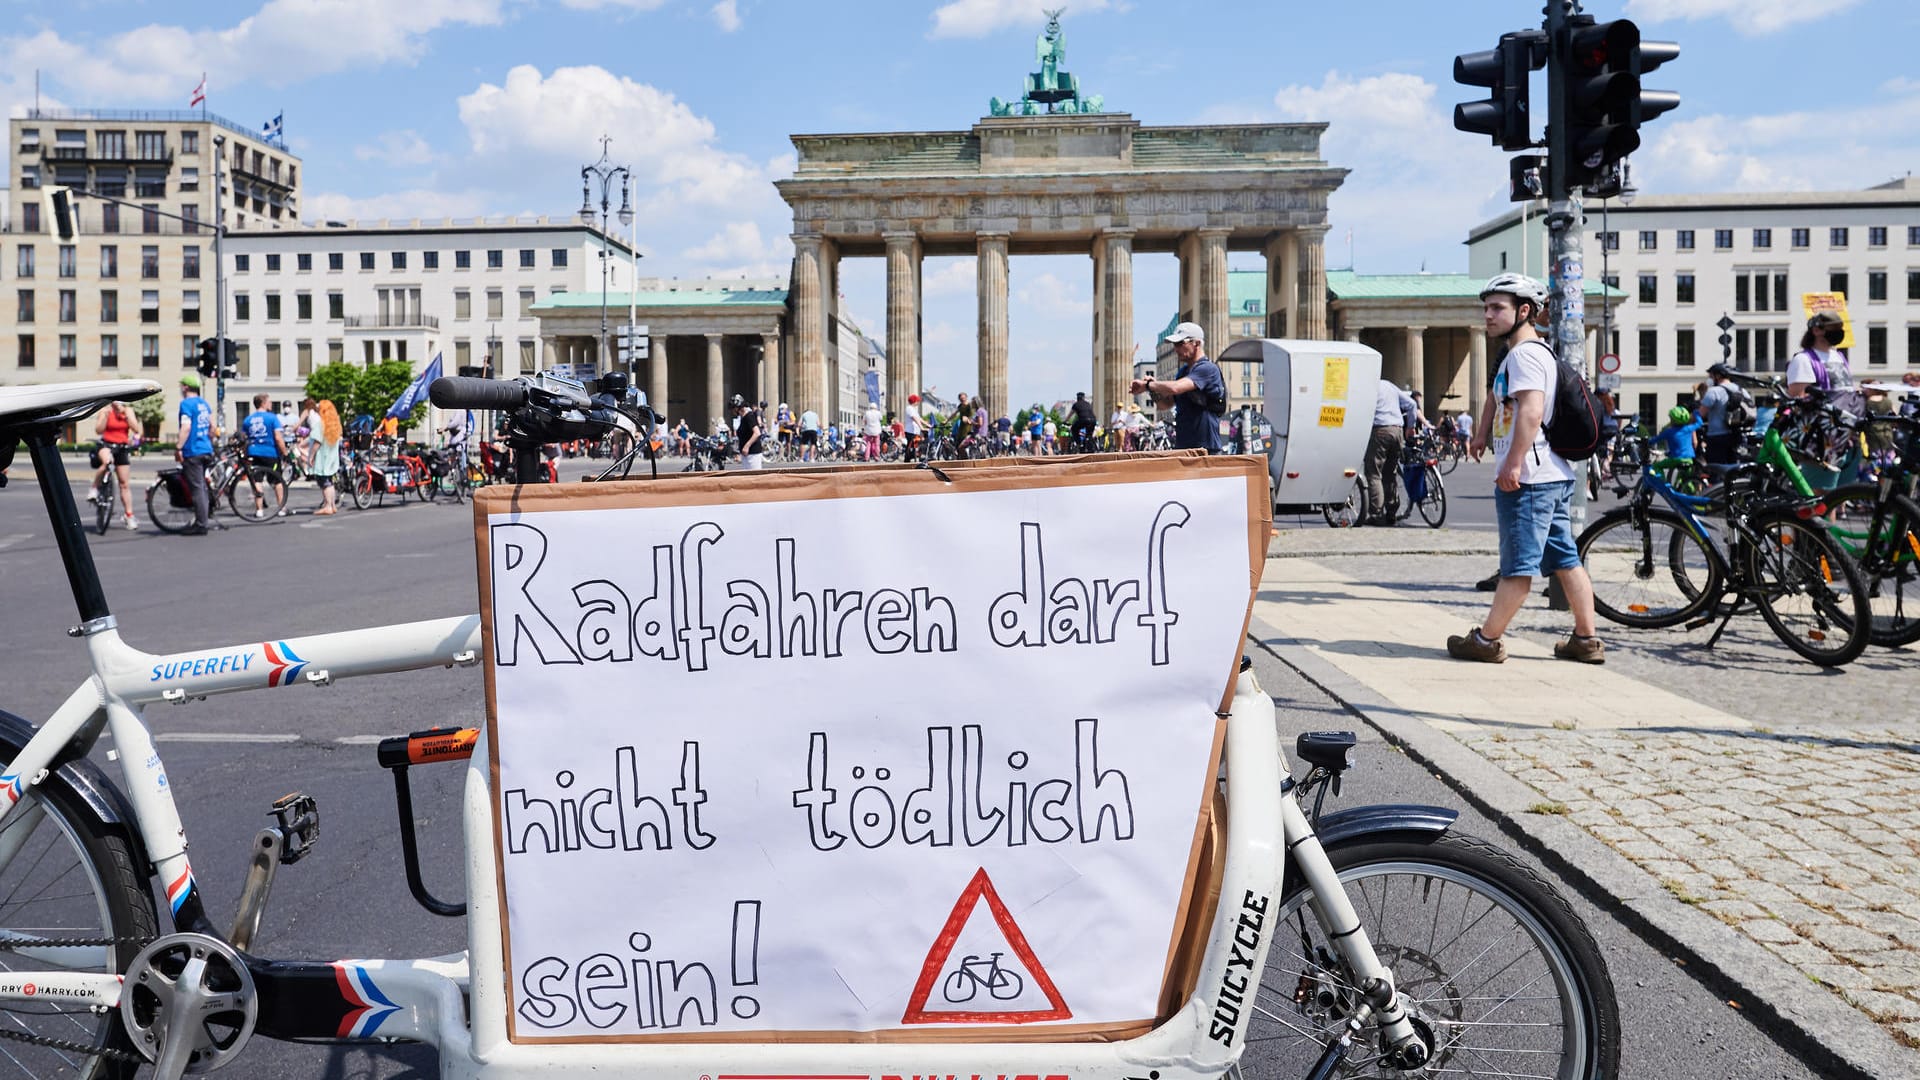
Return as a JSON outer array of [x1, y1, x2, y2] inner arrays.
[[1322, 358, 1350, 401], [1317, 404, 1346, 428], [1800, 292, 1854, 350]]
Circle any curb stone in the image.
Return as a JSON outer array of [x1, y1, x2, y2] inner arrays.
[[1244, 611, 1920, 1080]]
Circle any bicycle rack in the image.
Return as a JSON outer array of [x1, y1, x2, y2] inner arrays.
[[376, 726, 477, 917]]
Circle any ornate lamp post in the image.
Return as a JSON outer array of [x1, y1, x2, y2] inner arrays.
[[580, 135, 633, 375]]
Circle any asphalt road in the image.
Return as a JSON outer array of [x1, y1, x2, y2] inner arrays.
[[0, 459, 1816, 1079]]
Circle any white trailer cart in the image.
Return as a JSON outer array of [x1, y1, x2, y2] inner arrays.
[[1216, 338, 1384, 517]]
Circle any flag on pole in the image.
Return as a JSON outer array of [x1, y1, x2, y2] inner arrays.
[[387, 354, 444, 420], [261, 112, 283, 146], [189, 75, 206, 107]]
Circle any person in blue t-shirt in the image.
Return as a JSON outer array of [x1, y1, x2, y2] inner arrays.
[[174, 374, 216, 533], [241, 392, 290, 517], [1648, 404, 1706, 492], [1130, 322, 1225, 452]]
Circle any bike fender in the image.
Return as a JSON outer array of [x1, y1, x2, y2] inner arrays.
[[1311, 803, 1458, 849], [0, 708, 144, 841]]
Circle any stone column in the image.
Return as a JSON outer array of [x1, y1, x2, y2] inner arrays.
[[760, 333, 781, 414], [543, 338, 558, 367], [1266, 230, 1297, 339], [1095, 228, 1135, 419], [705, 333, 725, 433], [649, 335, 670, 420], [1298, 226, 1329, 339], [1196, 227, 1232, 357], [976, 232, 1010, 417], [1344, 325, 1365, 344], [884, 232, 922, 412], [1468, 327, 1489, 421], [1404, 326, 1428, 415], [791, 235, 827, 417]]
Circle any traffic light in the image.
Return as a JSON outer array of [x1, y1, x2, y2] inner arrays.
[[219, 338, 239, 380], [1631, 36, 1682, 130], [1558, 18, 1681, 192], [1453, 30, 1547, 151], [42, 186, 76, 241], [196, 338, 219, 378]]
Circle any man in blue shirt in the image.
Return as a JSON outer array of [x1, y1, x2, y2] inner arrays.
[[173, 374, 217, 534], [1129, 322, 1225, 452], [241, 392, 290, 517]]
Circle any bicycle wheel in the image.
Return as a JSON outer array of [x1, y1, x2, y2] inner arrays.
[[1437, 446, 1460, 476], [224, 468, 284, 523], [1821, 485, 1920, 648], [144, 481, 194, 534], [1579, 508, 1721, 629], [1322, 478, 1363, 529], [1746, 509, 1872, 667], [345, 465, 372, 510], [91, 480, 112, 535], [1244, 832, 1618, 1080], [1417, 466, 1447, 528], [0, 771, 159, 1079]]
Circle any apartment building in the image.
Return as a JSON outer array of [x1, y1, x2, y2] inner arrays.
[[221, 217, 635, 427], [0, 108, 301, 428], [1468, 178, 1920, 422]]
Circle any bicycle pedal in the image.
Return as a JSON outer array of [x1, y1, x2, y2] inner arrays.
[[269, 792, 319, 864]]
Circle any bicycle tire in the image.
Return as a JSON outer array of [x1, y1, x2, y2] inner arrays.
[[1417, 466, 1447, 528], [419, 463, 442, 503], [1247, 831, 1619, 1080], [0, 730, 159, 1079], [1745, 508, 1872, 667], [1322, 478, 1363, 529], [1579, 508, 1721, 629], [346, 465, 373, 510], [224, 468, 286, 523], [1437, 447, 1460, 476], [144, 481, 195, 534], [1820, 484, 1920, 648]]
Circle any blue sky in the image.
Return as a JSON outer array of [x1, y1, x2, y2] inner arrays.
[[5, 0, 1914, 405]]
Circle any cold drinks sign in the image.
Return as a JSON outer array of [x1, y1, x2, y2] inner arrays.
[[473, 456, 1267, 1042]]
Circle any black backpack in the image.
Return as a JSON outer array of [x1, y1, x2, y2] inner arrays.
[[1725, 383, 1758, 430], [1536, 347, 1603, 461]]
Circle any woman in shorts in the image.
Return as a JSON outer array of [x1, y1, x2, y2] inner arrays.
[[89, 399, 139, 529]]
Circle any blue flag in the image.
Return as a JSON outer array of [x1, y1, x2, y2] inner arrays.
[[387, 354, 443, 419], [261, 112, 283, 145], [863, 369, 882, 406]]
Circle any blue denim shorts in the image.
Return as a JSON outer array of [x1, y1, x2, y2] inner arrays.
[[1495, 479, 1580, 578]]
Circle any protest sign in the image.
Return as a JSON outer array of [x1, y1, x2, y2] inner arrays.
[[474, 456, 1267, 1042]]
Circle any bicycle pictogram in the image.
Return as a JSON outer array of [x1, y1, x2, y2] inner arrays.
[[940, 951, 1024, 1003]]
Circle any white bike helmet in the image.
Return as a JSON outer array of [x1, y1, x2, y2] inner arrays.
[[1478, 272, 1549, 309]]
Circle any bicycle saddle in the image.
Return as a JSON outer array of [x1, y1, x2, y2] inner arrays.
[[0, 379, 160, 428]]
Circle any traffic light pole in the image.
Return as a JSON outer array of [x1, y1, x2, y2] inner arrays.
[[212, 136, 230, 428], [1545, 1, 1588, 609]]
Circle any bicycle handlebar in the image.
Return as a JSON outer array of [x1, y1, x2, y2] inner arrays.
[[430, 377, 527, 411]]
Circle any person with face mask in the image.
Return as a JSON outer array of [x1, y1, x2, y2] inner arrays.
[[1786, 312, 1851, 399]]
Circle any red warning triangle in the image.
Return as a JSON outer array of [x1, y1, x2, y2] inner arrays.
[[901, 867, 1071, 1024]]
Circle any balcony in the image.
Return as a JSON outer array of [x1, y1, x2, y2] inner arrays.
[[233, 163, 294, 192], [344, 314, 439, 331], [44, 147, 175, 166]]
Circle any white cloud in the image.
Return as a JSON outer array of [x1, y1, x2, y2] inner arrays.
[[683, 221, 773, 263], [928, 0, 1110, 39], [1015, 271, 1091, 316], [711, 0, 742, 32], [304, 187, 497, 224], [1626, 0, 1863, 35], [353, 130, 438, 167], [550, 0, 670, 9], [923, 258, 978, 296], [1635, 80, 1920, 193]]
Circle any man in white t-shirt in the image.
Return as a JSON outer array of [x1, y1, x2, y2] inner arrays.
[[862, 401, 882, 461], [1448, 273, 1604, 665]]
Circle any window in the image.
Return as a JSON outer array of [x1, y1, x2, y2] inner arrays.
[[1675, 229, 1694, 251], [518, 287, 535, 316], [15, 290, 31, 322], [101, 204, 119, 233], [265, 253, 281, 272], [1714, 229, 1733, 250], [100, 246, 118, 279], [182, 131, 198, 154], [101, 335, 118, 368], [1792, 227, 1810, 249], [1830, 271, 1849, 297], [297, 342, 313, 377], [1735, 328, 1749, 366], [486, 289, 504, 320], [296, 293, 312, 320], [296, 253, 311, 272], [56, 245, 75, 279], [1638, 273, 1657, 304], [181, 205, 199, 235], [16, 246, 33, 278], [235, 254, 251, 273], [1675, 328, 1695, 368], [19, 165, 39, 189], [101, 290, 118, 323], [1598, 231, 1620, 251], [552, 249, 568, 268], [181, 336, 196, 367], [234, 293, 250, 321], [423, 251, 438, 270], [328, 341, 344, 365], [455, 250, 471, 269], [135, 131, 166, 160], [392, 251, 407, 270], [141, 205, 161, 233], [1774, 273, 1788, 312], [265, 343, 281, 380], [1638, 230, 1658, 251], [95, 131, 125, 159], [1868, 271, 1887, 302], [58, 335, 75, 368], [454, 290, 471, 319], [182, 290, 200, 324], [233, 343, 250, 378], [1753, 228, 1771, 249], [1735, 275, 1749, 312], [1868, 226, 1887, 247], [455, 339, 471, 368], [519, 249, 536, 268], [16, 335, 33, 368], [265, 293, 281, 321], [141, 247, 159, 279], [1637, 328, 1657, 367], [140, 290, 159, 324], [58, 289, 75, 322], [141, 335, 159, 369], [1909, 270, 1920, 302], [1830, 227, 1849, 248], [327, 292, 343, 320], [328, 252, 344, 271], [1867, 326, 1886, 365], [486, 249, 503, 269], [359, 252, 375, 270]]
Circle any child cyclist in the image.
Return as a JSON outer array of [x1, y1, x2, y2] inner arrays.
[[1647, 404, 1707, 493]]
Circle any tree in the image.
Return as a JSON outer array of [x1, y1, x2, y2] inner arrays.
[[125, 378, 168, 438], [304, 362, 361, 417], [352, 360, 426, 426]]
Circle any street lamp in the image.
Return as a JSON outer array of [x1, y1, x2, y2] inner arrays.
[[580, 135, 633, 376]]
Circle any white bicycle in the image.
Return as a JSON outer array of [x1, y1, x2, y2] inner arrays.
[[0, 376, 1618, 1079]]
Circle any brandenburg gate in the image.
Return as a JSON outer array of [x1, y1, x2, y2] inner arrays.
[[774, 17, 1347, 420]]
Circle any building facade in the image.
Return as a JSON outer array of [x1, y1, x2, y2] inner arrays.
[[1468, 179, 1920, 422], [1, 108, 301, 428]]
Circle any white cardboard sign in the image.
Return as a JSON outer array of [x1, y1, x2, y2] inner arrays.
[[478, 464, 1260, 1041]]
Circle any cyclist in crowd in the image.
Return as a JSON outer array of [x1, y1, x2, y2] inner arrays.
[[776, 402, 794, 454], [1697, 365, 1745, 468], [1647, 404, 1704, 488], [1364, 379, 1417, 527], [1026, 406, 1045, 454], [995, 410, 1014, 453], [1785, 312, 1851, 398], [88, 398, 139, 530], [862, 398, 883, 461], [311, 397, 343, 516], [1129, 322, 1226, 453], [734, 395, 766, 470], [174, 373, 215, 535], [1069, 391, 1098, 451], [901, 396, 921, 461], [799, 405, 822, 463], [674, 418, 692, 457], [242, 392, 291, 517]]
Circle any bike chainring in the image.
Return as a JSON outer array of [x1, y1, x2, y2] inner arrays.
[[0, 934, 152, 1064], [119, 932, 259, 1076]]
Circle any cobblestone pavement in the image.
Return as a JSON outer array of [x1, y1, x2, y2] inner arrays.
[[1258, 541, 1920, 1053]]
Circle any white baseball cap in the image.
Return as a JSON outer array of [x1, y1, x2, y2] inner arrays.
[[1164, 321, 1205, 344]]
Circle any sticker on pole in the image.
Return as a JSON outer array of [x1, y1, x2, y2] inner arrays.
[[901, 867, 1071, 1024]]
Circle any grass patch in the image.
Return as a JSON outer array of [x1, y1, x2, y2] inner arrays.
[[1527, 801, 1571, 816], [1661, 878, 1705, 906]]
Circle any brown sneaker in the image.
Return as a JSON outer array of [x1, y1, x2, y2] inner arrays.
[[1554, 635, 1606, 664], [1446, 628, 1507, 663]]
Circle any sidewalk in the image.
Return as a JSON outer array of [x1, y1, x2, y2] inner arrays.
[[1250, 527, 1920, 1080]]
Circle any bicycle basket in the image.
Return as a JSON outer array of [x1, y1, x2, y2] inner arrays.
[[157, 467, 193, 509], [1402, 461, 1428, 502]]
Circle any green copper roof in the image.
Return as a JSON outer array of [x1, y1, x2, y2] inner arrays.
[[1327, 270, 1624, 300], [1229, 269, 1264, 316], [532, 288, 788, 310]]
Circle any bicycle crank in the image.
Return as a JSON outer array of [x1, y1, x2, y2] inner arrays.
[[119, 932, 259, 1078]]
